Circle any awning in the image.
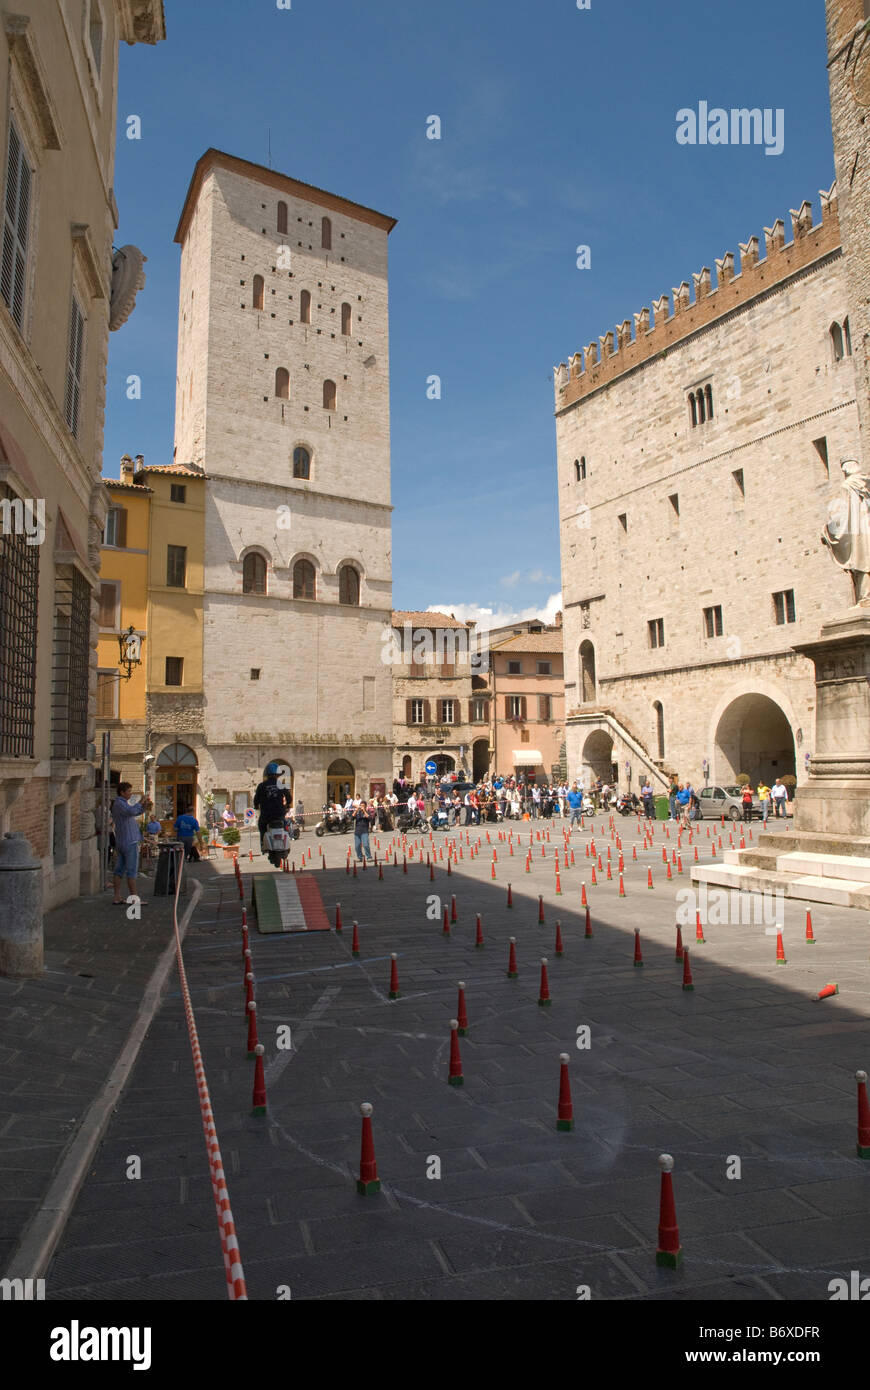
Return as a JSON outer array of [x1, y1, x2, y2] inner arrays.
[[513, 750, 543, 765]]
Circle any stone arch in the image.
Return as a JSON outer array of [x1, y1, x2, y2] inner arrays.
[[711, 687, 797, 786], [472, 738, 490, 782], [581, 729, 613, 785]]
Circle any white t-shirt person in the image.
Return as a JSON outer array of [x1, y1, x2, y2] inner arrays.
[[771, 779, 788, 804]]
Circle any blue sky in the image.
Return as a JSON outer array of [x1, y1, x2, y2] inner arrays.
[[108, 0, 834, 624]]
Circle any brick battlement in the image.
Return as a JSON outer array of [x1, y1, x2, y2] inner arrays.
[[554, 183, 840, 412]]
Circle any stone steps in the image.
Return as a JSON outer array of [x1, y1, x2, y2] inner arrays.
[[693, 861, 870, 910]]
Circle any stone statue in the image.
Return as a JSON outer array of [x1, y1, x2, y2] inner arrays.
[[821, 458, 870, 604]]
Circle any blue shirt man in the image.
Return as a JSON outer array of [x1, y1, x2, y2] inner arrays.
[[111, 783, 151, 905], [174, 812, 201, 860]]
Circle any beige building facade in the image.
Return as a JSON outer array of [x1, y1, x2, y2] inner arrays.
[[392, 611, 483, 784], [554, 186, 860, 799], [0, 2, 164, 919], [171, 150, 395, 815], [489, 624, 565, 783]]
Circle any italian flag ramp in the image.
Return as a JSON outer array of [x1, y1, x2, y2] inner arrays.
[[252, 872, 331, 934]]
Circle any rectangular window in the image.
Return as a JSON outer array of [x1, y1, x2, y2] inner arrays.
[[165, 656, 184, 686], [64, 296, 85, 437], [411, 698, 424, 725], [441, 698, 455, 725], [250, 668, 261, 681], [441, 662, 455, 679], [648, 618, 665, 649], [732, 468, 745, 500], [507, 660, 521, 675], [98, 580, 119, 629], [773, 589, 796, 625], [410, 659, 427, 678], [87, 1, 104, 80], [508, 695, 524, 720], [52, 801, 68, 868], [103, 507, 127, 547], [1, 119, 31, 332], [539, 694, 552, 720], [170, 483, 187, 503], [536, 660, 551, 675], [471, 698, 487, 723], [166, 545, 187, 588], [51, 566, 90, 760], [0, 483, 39, 756], [96, 669, 117, 717], [703, 605, 723, 638]]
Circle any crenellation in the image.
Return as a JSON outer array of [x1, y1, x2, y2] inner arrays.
[[651, 294, 670, 329], [672, 281, 691, 314], [819, 179, 838, 220], [715, 252, 735, 285], [764, 219, 786, 258], [739, 235, 760, 269], [599, 329, 615, 359], [634, 306, 650, 337], [791, 200, 814, 239], [692, 267, 712, 301], [616, 318, 632, 351]]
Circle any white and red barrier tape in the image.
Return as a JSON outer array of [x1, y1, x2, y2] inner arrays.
[[171, 850, 248, 1300]]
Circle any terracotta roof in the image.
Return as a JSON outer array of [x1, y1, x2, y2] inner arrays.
[[140, 463, 206, 477], [491, 631, 564, 654], [392, 610, 473, 629], [104, 479, 153, 492]]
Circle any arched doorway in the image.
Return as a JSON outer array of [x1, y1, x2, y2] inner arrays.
[[472, 738, 489, 782], [327, 758, 355, 805], [714, 694, 796, 784], [401, 754, 412, 780], [581, 729, 613, 785], [433, 754, 455, 780], [156, 742, 198, 820], [580, 642, 596, 703]]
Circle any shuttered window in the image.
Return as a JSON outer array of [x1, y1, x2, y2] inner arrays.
[[64, 296, 85, 437], [1, 119, 31, 331]]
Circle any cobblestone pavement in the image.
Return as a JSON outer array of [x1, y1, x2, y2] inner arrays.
[[27, 817, 870, 1300]]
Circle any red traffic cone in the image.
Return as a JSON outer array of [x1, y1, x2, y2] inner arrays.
[[447, 857, 453, 876], [507, 937, 518, 979], [335, 903, 343, 931], [346, 857, 351, 875], [538, 957, 552, 1007], [430, 861, 435, 881], [647, 867, 654, 890], [442, 905, 450, 936], [475, 913, 484, 948], [378, 862, 383, 880], [554, 920, 564, 956], [634, 929, 643, 967], [556, 868, 563, 894], [618, 872, 626, 897], [388, 953, 400, 999], [675, 924, 684, 962], [694, 846, 699, 862], [580, 881, 588, 907], [632, 844, 637, 861], [775, 929, 787, 965], [682, 945, 694, 991], [352, 861, 357, 878], [352, 920, 361, 957], [251, 1043, 267, 1116], [451, 894, 457, 923], [403, 855, 407, 874], [491, 860, 496, 879], [695, 911, 705, 945], [448, 1019, 464, 1086], [457, 981, 468, 1035], [805, 910, 815, 944], [507, 882, 513, 909], [244, 969, 255, 1008], [591, 865, 597, 886], [857, 1070, 870, 1158], [655, 1154, 683, 1267], [538, 895, 545, 924], [557, 1052, 573, 1131], [357, 1102, 380, 1194], [815, 982, 838, 1000], [246, 999, 259, 1058], [584, 906, 593, 939]]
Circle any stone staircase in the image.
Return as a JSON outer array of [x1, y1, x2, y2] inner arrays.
[[691, 827, 870, 910]]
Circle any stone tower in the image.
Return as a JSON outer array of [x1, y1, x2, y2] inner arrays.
[[172, 150, 396, 811]]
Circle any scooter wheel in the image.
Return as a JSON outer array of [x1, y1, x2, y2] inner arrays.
[[315, 827, 324, 837]]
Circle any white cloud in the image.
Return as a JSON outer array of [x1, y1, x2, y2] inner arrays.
[[500, 570, 521, 588], [426, 591, 563, 634]]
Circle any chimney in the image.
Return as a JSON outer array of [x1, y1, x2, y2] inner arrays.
[[119, 454, 134, 482]]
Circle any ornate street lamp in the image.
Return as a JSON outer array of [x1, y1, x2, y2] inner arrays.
[[118, 625, 142, 681]]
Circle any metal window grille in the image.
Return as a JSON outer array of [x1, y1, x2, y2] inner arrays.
[[64, 296, 85, 436], [1, 119, 31, 330], [52, 565, 91, 760], [0, 483, 39, 755]]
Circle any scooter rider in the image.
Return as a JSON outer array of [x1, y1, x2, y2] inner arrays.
[[254, 763, 292, 852]]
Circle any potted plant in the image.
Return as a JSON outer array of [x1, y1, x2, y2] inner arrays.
[[221, 825, 241, 859], [781, 774, 797, 804]]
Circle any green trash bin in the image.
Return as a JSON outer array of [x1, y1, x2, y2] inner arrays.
[[654, 795, 669, 820]]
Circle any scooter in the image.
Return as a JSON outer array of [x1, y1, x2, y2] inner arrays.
[[285, 813, 301, 841], [615, 793, 638, 817], [431, 806, 450, 831], [315, 805, 350, 837], [397, 807, 429, 833], [262, 819, 292, 869]]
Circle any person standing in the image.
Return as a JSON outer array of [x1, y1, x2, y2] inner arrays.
[[567, 782, 584, 828], [640, 779, 655, 820], [111, 783, 152, 906], [174, 809, 203, 861], [353, 799, 375, 862], [757, 781, 772, 826], [669, 779, 679, 822], [741, 783, 754, 823], [771, 778, 788, 818]]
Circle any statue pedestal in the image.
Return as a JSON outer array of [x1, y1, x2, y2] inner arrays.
[[793, 607, 870, 840]]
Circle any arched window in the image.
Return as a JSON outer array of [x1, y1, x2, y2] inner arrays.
[[653, 700, 665, 759], [689, 392, 697, 427], [579, 641, 596, 704], [338, 565, 360, 605], [341, 302, 352, 335], [574, 457, 586, 481], [831, 321, 845, 361], [321, 217, 332, 250], [300, 290, 311, 324], [293, 559, 316, 600], [243, 552, 267, 595], [277, 201, 288, 234], [697, 389, 706, 424], [275, 367, 289, 399], [323, 379, 336, 411], [844, 316, 852, 356], [253, 275, 264, 310], [293, 447, 311, 480], [704, 383, 713, 420]]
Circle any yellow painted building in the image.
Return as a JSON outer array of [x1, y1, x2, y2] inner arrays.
[[96, 454, 206, 814]]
